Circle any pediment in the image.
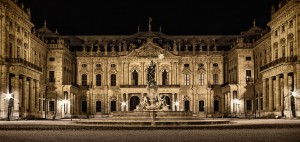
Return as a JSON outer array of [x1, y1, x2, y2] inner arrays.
[[126, 39, 176, 58]]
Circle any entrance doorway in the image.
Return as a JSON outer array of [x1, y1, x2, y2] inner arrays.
[[184, 100, 190, 111], [165, 96, 171, 109], [130, 96, 140, 111]]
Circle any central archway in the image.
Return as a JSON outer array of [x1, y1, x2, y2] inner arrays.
[[130, 96, 140, 111]]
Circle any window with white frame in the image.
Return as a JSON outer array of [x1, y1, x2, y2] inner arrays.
[[213, 74, 218, 85], [184, 74, 190, 86], [199, 73, 204, 86]]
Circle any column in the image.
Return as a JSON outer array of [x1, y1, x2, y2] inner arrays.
[[228, 92, 232, 113], [263, 79, 267, 111], [13, 75, 20, 118], [224, 93, 227, 113], [221, 93, 225, 114], [283, 73, 289, 110], [269, 77, 274, 111], [257, 91, 261, 114], [172, 93, 175, 111], [35, 80, 40, 113], [29, 78, 34, 113], [22, 77, 27, 117], [125, 93, 129, 111], [276, 75, 281, 111]]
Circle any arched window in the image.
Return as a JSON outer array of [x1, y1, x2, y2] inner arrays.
[[111, 74, 116, 86], [96, 74, 101, 86], [82, 74, 87, 86], [162, 70, 168, 85], [132, 70, 138, 86]]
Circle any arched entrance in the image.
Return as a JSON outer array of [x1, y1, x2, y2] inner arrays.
[[130, 96, 140, 111]]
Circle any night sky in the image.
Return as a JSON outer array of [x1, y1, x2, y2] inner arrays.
[[22, 0, 281, 35]]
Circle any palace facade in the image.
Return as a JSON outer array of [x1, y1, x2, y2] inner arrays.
[[0, 0, 299, 120]]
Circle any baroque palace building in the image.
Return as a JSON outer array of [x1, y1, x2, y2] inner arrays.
[[0, 0, 299, 120]]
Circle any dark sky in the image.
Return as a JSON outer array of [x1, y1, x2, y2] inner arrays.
[[22, 0, 280, 35]]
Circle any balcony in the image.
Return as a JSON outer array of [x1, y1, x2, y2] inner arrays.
[[5, 58, 42, 72], [120, 85, 180, 88], [120, 85, 147, 88], [260, 56, 297, 72]]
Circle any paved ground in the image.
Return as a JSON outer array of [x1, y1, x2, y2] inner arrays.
[[0, 118, 300, 141], [0, 118, 300, 129]]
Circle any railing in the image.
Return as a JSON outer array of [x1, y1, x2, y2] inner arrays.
[[158, 85, 180, 88], [260, 56, 297, 71], [120, 85, 180, 88], [5, 58, 42, 72], [120, 85, 147, 88]]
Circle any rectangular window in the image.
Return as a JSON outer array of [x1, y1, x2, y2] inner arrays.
[[275, 49, 278, 59], [82, 64, 87, 67], [49, 57, 55, 61], [246, 70, 251, 82], [111, 101, 116, 112], [282, 45, 285, 57], [49, 71, 55, 82], [43, 100, 45, 111], [245, 57, 251, 61], [290, 41, 293, 57], [213, 74, 218, 85], [289, 20, 293, 28], [96, 74, 101, 86], [199, 74, 204, 86], [111, 64, 116, 68], [49, 101, 55, 111], [17, 47, 20, 58], [246, 100, 252, 111], [199, 101, 204, 112], [96, 101, 101, 112], [82, 101, 87, 113], [184, 74, 190, 85]]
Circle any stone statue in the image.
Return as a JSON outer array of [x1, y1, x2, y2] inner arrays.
[[147, 60, 156, 83]]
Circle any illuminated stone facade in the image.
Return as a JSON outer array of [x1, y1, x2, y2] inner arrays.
[[0, 0, 299, 120]]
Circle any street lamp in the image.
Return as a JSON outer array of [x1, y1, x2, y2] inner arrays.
[[61, 99, 68, 119], [174, 100, 179, 111], [4, 93, 13, 121], [283, 90, 298, 118], [233, 99, 238, 117], [121, 101, 127, 111]]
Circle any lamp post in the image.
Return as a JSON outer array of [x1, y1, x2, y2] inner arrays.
[[283, 91, 298, 118], [61, 99, 68, 119], [174, 100, 179, 111], [121, 101, 126, 111], [4, 93, 13, 121], [233, 99, 238, 118]]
